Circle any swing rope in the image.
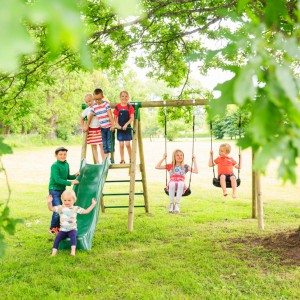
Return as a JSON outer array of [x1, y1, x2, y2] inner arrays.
[[237, 115, 241, 180], [164, 105, 168, 188]]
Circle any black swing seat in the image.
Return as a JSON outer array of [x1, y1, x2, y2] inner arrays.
[[164, 187, 191, 197], [213, 177, 241, 188]]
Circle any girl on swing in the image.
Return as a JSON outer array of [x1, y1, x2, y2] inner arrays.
[[156, 149, 198, 213]]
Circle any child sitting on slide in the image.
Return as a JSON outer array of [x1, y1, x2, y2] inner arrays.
[[47, 190, 96, 256]]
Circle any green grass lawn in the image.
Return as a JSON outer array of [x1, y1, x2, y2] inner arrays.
[[0, 141, 300, 300], [1, 180, 300, 300]]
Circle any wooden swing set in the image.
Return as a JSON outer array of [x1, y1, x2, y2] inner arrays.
[[81, 99, 264, 232]]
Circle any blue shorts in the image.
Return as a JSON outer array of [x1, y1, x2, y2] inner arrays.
[[117, 128, 132, 141], [218, 174, 235, 182]]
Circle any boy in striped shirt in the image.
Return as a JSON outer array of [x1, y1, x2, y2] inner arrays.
[[84, 88, 115, 160]]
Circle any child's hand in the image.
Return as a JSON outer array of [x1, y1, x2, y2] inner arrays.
[[163, 153, 167, 159], [192, 154, 196, 160], [123, 124, 128, 130], [47, 195, 53, 203], [75, 172, 80, 177], [92, 198, 96, 205], [110, 126, 115, 132], [83, 126, 88, 133], [72, 179, 79, 185], [210, 150, 213, 155]]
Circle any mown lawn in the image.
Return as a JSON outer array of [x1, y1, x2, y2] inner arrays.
[[1, 140, 300, 300], [1, 179, 300, 299]]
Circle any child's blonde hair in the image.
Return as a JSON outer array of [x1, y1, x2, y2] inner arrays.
[[84, 93, 93, 101], [120, 90, 129, 97], [61, 190, 77, 202], [171, 149, 185, 171], [219, 143, 231, 153]]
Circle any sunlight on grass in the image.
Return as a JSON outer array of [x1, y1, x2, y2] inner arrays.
[[0, 142, 300, 299]]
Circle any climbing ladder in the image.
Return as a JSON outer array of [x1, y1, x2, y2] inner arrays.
[[81, 103, 149, 231]]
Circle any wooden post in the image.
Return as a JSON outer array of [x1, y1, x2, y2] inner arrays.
[[128, 118, 139, 231], [138, 120, 149, 213], [252, 149, 257, 218], [101, 195, 105, 213], [256, 171, 264, 230], [81, 120, 88, 161]]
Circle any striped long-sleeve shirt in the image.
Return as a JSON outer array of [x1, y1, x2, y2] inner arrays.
[[90, 101, 112, 128]]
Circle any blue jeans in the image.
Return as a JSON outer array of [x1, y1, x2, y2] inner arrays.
[[49, 190, 63, 229], [101, 127, 111, 154]]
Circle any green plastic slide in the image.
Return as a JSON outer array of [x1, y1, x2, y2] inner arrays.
[[58, 159, 109, 250]]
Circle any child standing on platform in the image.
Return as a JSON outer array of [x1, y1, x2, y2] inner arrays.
[[208, 143, 241, 198], [47, 190, 96, 256], [156, 149, 198, 213], [48, 147, 80, 234], [84, 88, 115, 161], [113, 91, 135, 164], [80, 93, 104, 163]]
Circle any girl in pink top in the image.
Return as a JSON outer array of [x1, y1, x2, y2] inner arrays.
[[156, 149, 198, 213]]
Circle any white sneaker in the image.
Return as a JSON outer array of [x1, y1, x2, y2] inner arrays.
[[174, 203, 180, 213], [168, 203, 174, 213]]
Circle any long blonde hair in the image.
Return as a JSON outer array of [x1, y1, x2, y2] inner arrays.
[[171, 149, 185, 171]]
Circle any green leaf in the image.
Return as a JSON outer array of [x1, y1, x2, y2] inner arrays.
[[234, 66, 256, 105], [0, 0, 35, 72], [283, 37, 300, 59], [0, 137, 13, 157], [237, 0, 250, 14], [28, 0, 91, 67], [265, 0, 288, 29], [212, 78, 236, 114], [275, 65, 298, 102]]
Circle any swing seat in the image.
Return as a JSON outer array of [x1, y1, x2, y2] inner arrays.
[[164, 187, 191, 197], [212, 178, 241, 188]]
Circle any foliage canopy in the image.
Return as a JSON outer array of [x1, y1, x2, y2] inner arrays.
[[0, 0, 300, 181]]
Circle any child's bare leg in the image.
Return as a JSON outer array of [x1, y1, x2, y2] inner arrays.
[[52, 248, 58, 256], [231, 176, 237, 198], [91, 145, 100, 164], [119, 141, 125, 162], [99, 144, 105, 162], [125, 141, 132, 161], [70, 245, 76, 256], [220, 175, 227, 196]]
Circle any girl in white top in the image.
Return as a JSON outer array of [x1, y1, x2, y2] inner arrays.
[[80, 93, 104, 163]]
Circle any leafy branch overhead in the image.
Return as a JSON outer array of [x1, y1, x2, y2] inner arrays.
[[0, 0, 299, 182]]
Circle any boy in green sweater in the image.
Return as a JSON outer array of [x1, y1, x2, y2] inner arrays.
[[48, 147, 80, 234]]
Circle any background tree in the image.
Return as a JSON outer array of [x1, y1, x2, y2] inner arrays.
[[1, 0, 299, 180]]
